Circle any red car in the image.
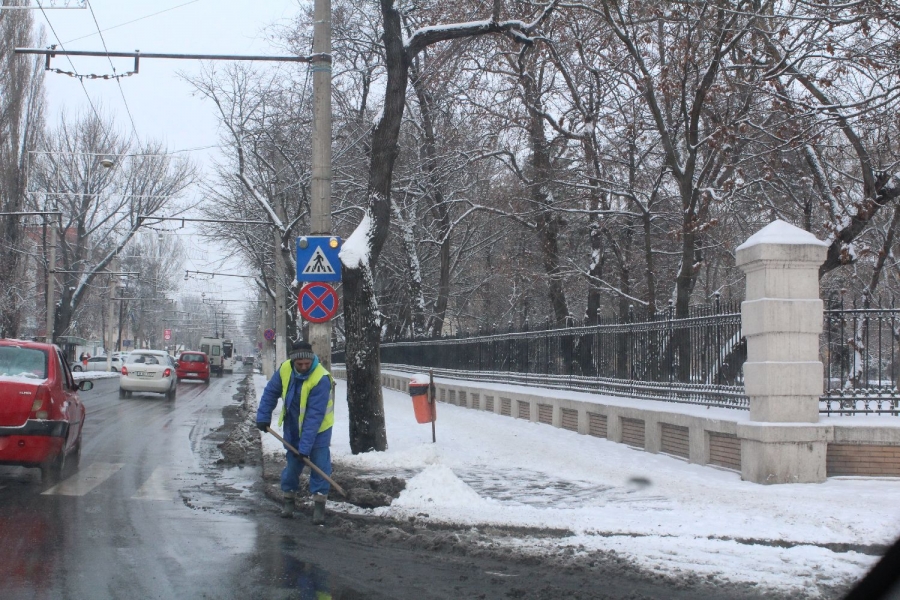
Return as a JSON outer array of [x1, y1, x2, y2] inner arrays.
[[0, 339, 90, 482], [175, 351, 210, 383]]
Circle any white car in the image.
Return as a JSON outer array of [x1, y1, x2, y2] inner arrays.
[[84, 356, 123, 372], [119, 350, 177, 400]]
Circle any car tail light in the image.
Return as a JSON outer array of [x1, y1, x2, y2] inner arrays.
[[121, 365, 128, 376], [30, 384, 51, 420], [164, 368, 172, 377]]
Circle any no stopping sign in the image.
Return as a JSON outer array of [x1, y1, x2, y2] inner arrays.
[[298, 283, 339, 323]]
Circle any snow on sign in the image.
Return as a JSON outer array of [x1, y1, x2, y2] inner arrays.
[[298, 283, 339, 324], [296, 236, 342, 282]]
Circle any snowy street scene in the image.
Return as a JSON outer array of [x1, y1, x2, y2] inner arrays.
[[2, 1, 900, 599]]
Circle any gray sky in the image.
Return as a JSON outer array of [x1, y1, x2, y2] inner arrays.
[[34, 0, 305, 335]]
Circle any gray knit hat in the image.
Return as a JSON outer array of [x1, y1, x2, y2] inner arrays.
[[289, 340, 316, 361]]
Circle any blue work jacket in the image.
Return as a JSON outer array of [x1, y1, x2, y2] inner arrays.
[[257, 357, 333, 455]]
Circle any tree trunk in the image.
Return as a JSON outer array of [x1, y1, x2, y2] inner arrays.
[[520, 51, 569, 325], [343, 262, 388, 453]]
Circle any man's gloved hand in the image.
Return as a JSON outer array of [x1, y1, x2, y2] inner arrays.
[[256, 421, 270, 432], [297, 453, 309, 463]]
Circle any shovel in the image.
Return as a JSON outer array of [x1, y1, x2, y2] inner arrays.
[[265, 426, 347, 497]]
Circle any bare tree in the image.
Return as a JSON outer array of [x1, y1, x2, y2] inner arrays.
[[0, 4, 44, 337]]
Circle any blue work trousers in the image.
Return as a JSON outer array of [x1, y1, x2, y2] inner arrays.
[[281, 445, 332, 496]]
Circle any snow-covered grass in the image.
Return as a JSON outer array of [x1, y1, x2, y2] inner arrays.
[[252, 373, 899, 595], [73, 371, 119, 381]]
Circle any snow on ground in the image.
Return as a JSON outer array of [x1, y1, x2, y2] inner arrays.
[[252, 373, 900, 595], [73, 371, 119, 381]]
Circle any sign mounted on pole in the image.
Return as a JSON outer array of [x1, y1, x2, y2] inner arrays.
[[164, 329, 171, 341], [263, 328, 276, 341], [296, 236, 342, 282], [298, 283, 339, 324]]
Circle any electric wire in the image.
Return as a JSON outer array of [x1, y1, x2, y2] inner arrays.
[[85, 0, 140, 143], [37, 4, 112, 145], [62, 0, 200, 45]]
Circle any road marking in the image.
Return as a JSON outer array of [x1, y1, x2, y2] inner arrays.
[[42, 462, 124, 496], [131, 467, 178, 501]]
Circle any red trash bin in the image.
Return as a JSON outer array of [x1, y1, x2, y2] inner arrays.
[[408, 374, 436, 424]]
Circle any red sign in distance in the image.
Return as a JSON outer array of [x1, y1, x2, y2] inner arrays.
[[164, 329, 171, 341], [298, 283, 339, 323]]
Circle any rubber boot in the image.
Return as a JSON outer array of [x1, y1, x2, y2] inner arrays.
[[312, 493, 326, 525], [281, 492, 295, 519]]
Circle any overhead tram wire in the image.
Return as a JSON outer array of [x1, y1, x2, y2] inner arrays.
[[85, 0, 139, 143], [37, 4, 113, 147], [62, 0, 200, 45]]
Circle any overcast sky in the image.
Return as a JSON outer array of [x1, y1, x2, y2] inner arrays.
[[33, 0, 306, 337]]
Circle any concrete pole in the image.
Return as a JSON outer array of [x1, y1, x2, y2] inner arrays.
[[106, 267, 117, 372], [45, 220, 57, 345], [309, 0, 333, 370]]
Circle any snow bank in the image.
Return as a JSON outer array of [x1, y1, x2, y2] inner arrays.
[[73, 371, 120, 381], [393, 464, 491, 509]]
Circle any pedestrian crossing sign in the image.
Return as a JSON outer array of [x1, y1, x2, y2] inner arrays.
[[296, 236, 342, 282]]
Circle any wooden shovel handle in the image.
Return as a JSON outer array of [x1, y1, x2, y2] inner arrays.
[[265, 426, 347, 497]]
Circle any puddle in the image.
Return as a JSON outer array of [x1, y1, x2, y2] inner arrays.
[[273, 536, 375, 598]]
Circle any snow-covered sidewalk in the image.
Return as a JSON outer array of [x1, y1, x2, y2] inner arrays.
[[252, 373, 899, 595]]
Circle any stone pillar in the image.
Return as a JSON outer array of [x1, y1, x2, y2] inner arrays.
[[736, 220, 830, 483]]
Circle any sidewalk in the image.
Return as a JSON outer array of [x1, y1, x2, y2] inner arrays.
[[252, 371, 900, 595]]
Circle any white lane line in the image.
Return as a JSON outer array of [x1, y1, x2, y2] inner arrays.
[[131, 467, 178, 501], [42, 462, 124, 496]]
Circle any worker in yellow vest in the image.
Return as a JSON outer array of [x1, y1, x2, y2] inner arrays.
[[256, 340, 334, 523]]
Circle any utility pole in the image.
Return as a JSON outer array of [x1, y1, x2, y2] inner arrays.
[[309, 0, 333, 370], [106, 262, 117, 372], [45, 216, 57, 345]]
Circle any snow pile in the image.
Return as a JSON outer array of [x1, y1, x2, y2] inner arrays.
[[73, 371, 119, 381], [339, 211, 372, 268], [392, 464, 490, 509]]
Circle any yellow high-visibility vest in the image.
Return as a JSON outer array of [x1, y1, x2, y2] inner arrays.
[[277, 361, 334, 436]]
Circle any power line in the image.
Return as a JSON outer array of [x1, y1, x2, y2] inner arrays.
[[37, 4, 113, 146], [62, 0, 200, 45], [85, 0, 139, 142]]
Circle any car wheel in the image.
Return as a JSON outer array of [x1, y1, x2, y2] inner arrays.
[[40, 450, 66, 484], [65, 436, 82, 476], [72, 365, 82, 372], [119, 387, 126, 399], [204, 377, 210, 384], [126, 390, 133, 398], [166, 386, 176, 401], [111, 367, 118, 373]]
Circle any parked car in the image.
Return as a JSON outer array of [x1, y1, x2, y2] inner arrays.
[[175, 351, 210, 383], [0, 339, 91, 482], [119, 350, 177, 400], [242, 355, 254, 365], [83, 356, 123, 372]]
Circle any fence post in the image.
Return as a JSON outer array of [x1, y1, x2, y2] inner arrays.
[[735, 219, 830, 484]]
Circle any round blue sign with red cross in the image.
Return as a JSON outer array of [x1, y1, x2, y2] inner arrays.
[[298, 282, 339, 323]]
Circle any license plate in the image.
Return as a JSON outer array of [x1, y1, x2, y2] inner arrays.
[[186, 373, 197, 377], [134, 371, 144, 376]]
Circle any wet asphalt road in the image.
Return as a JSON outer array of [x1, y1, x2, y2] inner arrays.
[[0, 368, 780, 600]]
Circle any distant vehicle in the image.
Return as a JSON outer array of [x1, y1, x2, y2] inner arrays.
[[175, 351, 210, 383], [199, 337, 224, 377], [242, 355, 254, 365], [84, 356, 123, 372], [222, 339, 234, 374], [119, 350, 177, 400], [0, 339, 91, 482]]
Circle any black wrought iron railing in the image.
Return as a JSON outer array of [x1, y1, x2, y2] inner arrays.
[[335, 301, 749, 409], [822, 301, 900, 415], [333, 299, 900, 415]]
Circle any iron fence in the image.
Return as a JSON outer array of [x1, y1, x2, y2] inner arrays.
[[336, 300, 749, 409], [822, 300, 900, 415], [333, 299, 900, 415]]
